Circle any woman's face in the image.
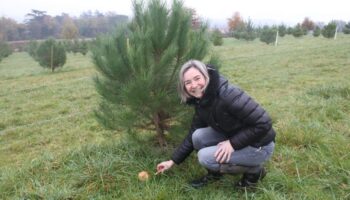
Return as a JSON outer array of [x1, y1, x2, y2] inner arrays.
[[183, 67, 206, 99]]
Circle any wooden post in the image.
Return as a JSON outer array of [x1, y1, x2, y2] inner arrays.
[[51, 44, 54, 72], [275, 30, 279, 46], [334, 26, 338, 40]]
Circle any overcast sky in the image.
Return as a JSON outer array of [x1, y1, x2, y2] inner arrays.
[[1, 0, 349, 26]]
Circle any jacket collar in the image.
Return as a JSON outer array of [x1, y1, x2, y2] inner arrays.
[[186, 65, 221, 107]]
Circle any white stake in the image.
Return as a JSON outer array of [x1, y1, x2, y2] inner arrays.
[[275, 30, 279, 46], [334, 26, 338, 40]]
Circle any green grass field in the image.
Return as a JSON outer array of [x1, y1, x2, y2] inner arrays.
[[0, 35, 349, 199]]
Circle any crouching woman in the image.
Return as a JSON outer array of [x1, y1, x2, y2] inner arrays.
[[156, 60, 276, 188]]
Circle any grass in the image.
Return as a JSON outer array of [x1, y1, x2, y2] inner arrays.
[[0, 34, 350, 199]]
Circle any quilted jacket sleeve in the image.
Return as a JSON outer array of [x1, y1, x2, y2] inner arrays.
[[223, 87, 273, 150], [171, 110, 207, 164]]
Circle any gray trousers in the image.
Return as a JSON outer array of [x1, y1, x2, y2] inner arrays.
[[192, 127, 275, 173]]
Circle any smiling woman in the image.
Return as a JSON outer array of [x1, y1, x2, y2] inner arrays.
[[180, 60, 209, 101], [157, 59, 276, 189], [183, 68, 206, 98], [0, 34, 349, 199]]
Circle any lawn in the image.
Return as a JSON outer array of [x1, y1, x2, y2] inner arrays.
[[0, 35, 349, 199]]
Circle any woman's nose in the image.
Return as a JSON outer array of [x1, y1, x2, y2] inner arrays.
[[191, 82, 197, 88]]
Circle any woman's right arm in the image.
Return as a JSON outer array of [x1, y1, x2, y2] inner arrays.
[[156, 160, 175, 174], [156, 110, 207, 173], [171, 110, 207, 164]]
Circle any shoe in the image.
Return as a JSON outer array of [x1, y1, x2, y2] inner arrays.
[[190, 170, 222, 188], [235, 167, 266, 188]]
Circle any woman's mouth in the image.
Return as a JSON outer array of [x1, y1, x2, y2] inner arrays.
[[191, 87, 203, 97]]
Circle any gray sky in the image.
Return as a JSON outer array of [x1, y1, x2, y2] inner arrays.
[[1, 0, 349, 26]]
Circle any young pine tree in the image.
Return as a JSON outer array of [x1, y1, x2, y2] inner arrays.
[[322, 22, 337, 38], [241, 19, 257, 41], [259, 26, 276, 45], [26, 40, 39, 60], [0, 42, 12, 62], [92, 0, 210, 146], [211, 28, 223, 46], [36, 39, 66, 72], [278, 24, 287, 37], [343, 22, 350, 34], [292, 24, 305, 37], [313, 26, 321, 37]]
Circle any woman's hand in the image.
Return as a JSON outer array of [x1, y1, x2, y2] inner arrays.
[[156, 160, 174, 174], [214, 140, 234, 163]]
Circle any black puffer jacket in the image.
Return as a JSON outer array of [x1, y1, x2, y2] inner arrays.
[[171, 66, 276, 164]]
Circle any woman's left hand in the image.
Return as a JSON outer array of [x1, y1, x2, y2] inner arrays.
[[214, 140, 234, 163]]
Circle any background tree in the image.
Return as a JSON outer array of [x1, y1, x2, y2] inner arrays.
[[76, 11, 128, 38], [278, 24, 287, 37], [292, 24, 305, 37], [69, 39, 89, 55], [231, 22, 245, 39], [332, 20, 346, 32], [0, 42, 12, 62], [36, 38, 66, 72], [0, 17, 22, 41], [61, 15, 79, 39], [25, 10, 51, 39], [286, 27, 294, 35], [232, 19, 257, 41], [343, 22, 350, 34], [301, 17, 315, 32], [241, 19, 257, 40], [92, 0, 211, 146], [227, 12, 244, 32], [313, 26, 321, 37], [211, 28, 223, 46], [26, 40, 39, 60], [0, 10, 128, 42], [322, 22, 337, 38], [259, 26, 277, 45]]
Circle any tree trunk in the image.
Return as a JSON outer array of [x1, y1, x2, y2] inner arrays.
[[153, 112, 167, 147]]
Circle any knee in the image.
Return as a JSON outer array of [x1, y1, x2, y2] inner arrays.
[[192, 129, 204, 150], [197, 149, 209, 167], [198, 148, 219, 171]]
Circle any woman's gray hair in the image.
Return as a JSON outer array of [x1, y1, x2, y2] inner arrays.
[[178, 60, 210, 103]]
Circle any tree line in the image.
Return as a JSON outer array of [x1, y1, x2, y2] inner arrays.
[[0, 9, 128, 41], [223, 12, 350, 44]]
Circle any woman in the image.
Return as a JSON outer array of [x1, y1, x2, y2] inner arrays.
[[156, 60, 276, 188]]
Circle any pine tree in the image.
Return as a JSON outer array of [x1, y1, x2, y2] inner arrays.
[[301, 17, 315, 32], [92, 0, 210, 146], [259, 26, 276, 45], [278, 24, 287, 37], [322, 22, 337, 38], [342, 22, 350, 34], [26, 40, 39, 60], [0, 42, 12, 62], [313, 26, 321, 37], [244, 19, 257, 41], [292, 24, 304, 37], [36, 38, 66, 72], [211, 28, 223, 46], [232, 19, 256, 41]]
